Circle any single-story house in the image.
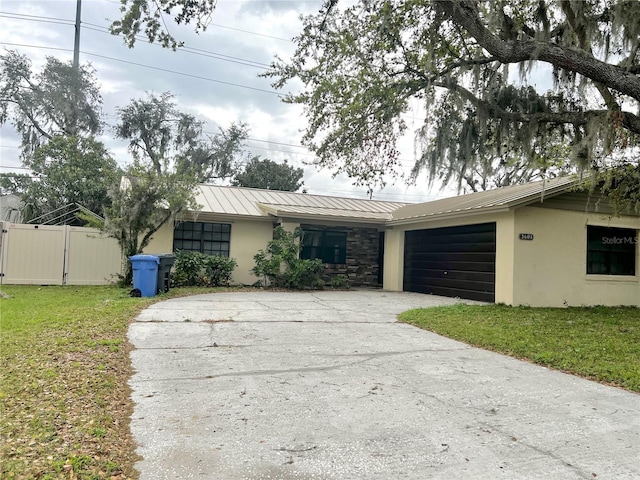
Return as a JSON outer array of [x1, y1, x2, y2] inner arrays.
[[145, 186, 405, 287], [144, 177, 640, 307]]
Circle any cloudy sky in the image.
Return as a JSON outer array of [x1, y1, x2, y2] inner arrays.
[[0, 0, 447, 203]]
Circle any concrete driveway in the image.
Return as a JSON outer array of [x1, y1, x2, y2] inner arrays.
[[128, 290, 640, 480]]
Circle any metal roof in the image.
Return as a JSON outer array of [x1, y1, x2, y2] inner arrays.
[[390, 177, 577, 224], [192, 178, 582, 225], [193, 185, 407, 221], [258, 204, 397, 221]]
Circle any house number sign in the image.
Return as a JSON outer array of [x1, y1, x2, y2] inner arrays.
[[519, 233, 534, 241]]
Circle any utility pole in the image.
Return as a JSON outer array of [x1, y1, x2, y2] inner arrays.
[[72, 0, 82, 134], [73, 0, 82, 70]]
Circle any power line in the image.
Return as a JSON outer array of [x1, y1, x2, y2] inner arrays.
[[307, 185, 446, 200], [3, 125, 416, 171], [0, 10, 425, 125], [0, 152, 430, 201], [0, 159, 432, 200], [0, 42, 74, 54], [0, 42, 282, 96], [208, 23, 291, 42], [206, 133, 309, 150], [153, 0, 173, 42], [0, 28, 421, 178], [89, 0, 293, 41], [1, 137, 417, 173], [0, 165, 30, 170], [0, 169, 436, 201], [0, 12, 74, 26], [80, 24, 270, 69], [0, 173, 39, 179], [246, 137, 308, 149], [243, 143, 314, 157], [175, 44, 270, 68], [0, 12, 274, 69], [243, 144, 418, 173], [82, 50, 281, 95], [102, 121, 408, 165], [0, 9, 290, 51], [0, 8, 292, 43]]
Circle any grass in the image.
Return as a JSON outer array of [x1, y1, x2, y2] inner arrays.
[[399, 304, 640, 392], [0, 284, 230, 480]]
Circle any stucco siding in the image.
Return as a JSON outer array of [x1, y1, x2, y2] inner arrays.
[[382, 228, 404, 292], [228, 220, 274, 285], [144, 219, 274, 285], [513, 206, 640, 307], [143, 222, 174, 254], [494, 213, 515, 305]]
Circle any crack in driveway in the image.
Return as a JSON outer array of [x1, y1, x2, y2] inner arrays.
[[133, 348, 435, 382]]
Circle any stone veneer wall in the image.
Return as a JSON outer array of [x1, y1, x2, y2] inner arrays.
[[300, 224, 381, 287]]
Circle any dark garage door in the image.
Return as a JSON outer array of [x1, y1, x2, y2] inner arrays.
[[403, 223, 496, 302]]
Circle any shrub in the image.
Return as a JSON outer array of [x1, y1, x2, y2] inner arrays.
[[252, 226, 324, 289], [172, 250, 237, 287], [329, 274, 351, 289]]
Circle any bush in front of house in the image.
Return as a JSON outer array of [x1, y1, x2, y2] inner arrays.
[[329, 274, 351, 290], [172, 250, 237, 287], [252, 226, 324, 289]]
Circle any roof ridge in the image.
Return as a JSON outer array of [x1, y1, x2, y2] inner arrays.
[[256, 201, 405, 210], [198, 184, 409, 205]]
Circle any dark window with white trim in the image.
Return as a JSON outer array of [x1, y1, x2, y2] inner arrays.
[[301, 229, 347, 264], [173, 222, 231, 257], [586, 226, 637, 275]]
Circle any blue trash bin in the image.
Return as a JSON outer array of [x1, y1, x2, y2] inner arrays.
[[129, 255, 160, 297]]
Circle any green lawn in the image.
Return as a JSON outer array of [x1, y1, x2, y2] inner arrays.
[[399, 304, 640, 392], [0, 285, 219, 480]]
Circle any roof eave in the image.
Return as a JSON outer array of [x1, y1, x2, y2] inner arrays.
[[258, 203, 392, 224], [180, 211, 272, 222], [503, 179, 579, 209], [272, 212, 390, 225], [387, 206, 511, 226]]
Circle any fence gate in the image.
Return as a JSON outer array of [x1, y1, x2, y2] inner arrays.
[[0, 222, 123, 285]]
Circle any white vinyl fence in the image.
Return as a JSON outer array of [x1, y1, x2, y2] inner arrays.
[[0, 222, 123, 285]]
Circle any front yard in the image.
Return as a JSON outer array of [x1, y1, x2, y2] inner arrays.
[[1, 287, 638, 479]]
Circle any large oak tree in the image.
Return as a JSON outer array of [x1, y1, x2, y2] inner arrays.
[[112, 0, 640, 211]]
